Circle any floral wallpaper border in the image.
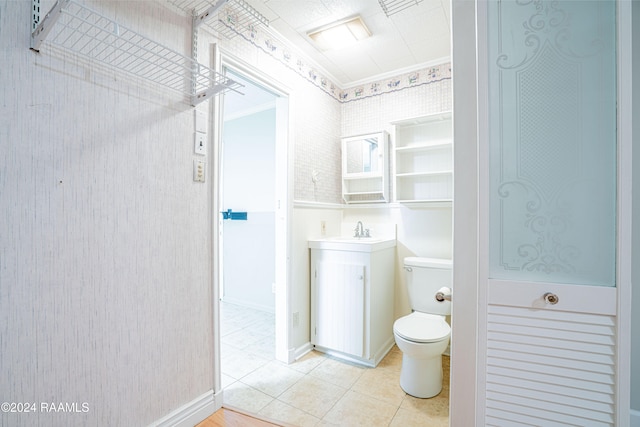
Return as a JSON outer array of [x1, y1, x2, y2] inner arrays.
[[216, 17, 451, 103]]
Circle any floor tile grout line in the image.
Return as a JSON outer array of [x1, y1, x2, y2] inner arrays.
[[220, 302, 450, 426]]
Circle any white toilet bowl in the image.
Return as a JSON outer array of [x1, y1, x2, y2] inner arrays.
[[393, 311, 451, 398]]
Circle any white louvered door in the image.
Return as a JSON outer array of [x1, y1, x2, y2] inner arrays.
[[485, 281, 617, 426], [477, 1, 623, 426]]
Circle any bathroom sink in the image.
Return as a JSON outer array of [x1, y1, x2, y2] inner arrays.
[[308, 236, 396, 252]]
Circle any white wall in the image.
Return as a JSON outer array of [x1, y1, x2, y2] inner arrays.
[[1, 2, 213, 425]]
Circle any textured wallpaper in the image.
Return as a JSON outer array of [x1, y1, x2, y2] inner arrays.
[[1, 2, 213, 425]]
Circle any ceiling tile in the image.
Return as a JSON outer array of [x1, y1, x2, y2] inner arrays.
[[245, 0, 451, 87]]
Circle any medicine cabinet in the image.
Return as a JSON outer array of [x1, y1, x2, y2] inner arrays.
[[341, 131, 389, 204], [392, 112, 452, 204]]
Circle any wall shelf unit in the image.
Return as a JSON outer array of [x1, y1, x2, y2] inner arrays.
[[168, 0, 269, 41], [30, 0, 245, 106], [342, 131, 389, 204], [392, 112, 452, 204]]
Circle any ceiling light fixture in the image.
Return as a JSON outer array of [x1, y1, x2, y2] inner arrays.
[[307, 16, 371, 51]]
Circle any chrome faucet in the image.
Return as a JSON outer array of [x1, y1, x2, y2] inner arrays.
[[354, 221, 370, 238]]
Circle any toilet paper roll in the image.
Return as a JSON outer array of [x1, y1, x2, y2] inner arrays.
[[435, 287, 452, 302]]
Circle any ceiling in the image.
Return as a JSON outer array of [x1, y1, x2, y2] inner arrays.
[[244, 0, 451, 87]]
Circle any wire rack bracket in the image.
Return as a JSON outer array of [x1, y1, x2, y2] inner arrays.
[[378, 0, 424, 17], [168, 0, 268, 41], [30, 0, 243, 106]]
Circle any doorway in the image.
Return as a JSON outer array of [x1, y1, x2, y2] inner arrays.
[[218, 69, 278, 312], [211, 47, 292, 401]]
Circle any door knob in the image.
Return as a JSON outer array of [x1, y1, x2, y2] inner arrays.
[[543, 292, 559, 305]]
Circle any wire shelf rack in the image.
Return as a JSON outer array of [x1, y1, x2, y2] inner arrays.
[[377, 0, 424, 17], [31, 0, 243, 105], [167, 0, 269, 40]]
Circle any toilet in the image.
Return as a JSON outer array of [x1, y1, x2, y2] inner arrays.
[[393, 257, 452, 398]]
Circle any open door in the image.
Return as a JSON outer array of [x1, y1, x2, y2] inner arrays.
[[451, 1, 632, 425]]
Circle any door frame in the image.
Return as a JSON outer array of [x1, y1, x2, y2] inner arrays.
[[210, 44, 294, 396], [450, 1, 633, 425]]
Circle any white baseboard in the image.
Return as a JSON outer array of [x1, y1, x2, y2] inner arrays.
[[631, 409, 640, 427], [150, 389, 221, 427], [293, 342, 313, 362]]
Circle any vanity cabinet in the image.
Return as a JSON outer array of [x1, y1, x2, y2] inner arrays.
[[341, 131, 389, 204], [308, 240, 395, 367], [392, 112, 452, 204]]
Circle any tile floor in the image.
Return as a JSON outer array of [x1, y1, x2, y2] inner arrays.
[[220, 302, 450, 427]]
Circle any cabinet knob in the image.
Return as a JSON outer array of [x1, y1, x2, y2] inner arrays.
[[543, 292, 559, 305]]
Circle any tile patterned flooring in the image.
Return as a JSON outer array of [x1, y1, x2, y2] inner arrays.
[[220, 302, 450, 427]]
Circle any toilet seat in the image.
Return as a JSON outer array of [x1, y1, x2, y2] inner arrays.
[[394, 312, 450, 343]]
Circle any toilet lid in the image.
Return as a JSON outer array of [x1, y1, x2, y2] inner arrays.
[[394, 312, 450, 343]]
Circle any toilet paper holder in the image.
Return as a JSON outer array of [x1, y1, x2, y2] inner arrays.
[[435, 287, 452, 302]]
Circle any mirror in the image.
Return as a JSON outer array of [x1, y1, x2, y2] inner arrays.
[[344, 135, 382, 175]]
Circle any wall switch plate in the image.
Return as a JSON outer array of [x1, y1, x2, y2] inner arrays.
[[194, 109, 207, 133], [193, 160, 205, 182], [194, 132, 207, 156]]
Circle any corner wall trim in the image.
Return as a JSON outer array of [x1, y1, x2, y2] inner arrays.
[[150, 389, 220, 427]]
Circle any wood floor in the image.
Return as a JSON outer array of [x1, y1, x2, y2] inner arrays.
[[196, 408, 282, 427]]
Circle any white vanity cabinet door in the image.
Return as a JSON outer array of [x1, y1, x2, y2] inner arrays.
[[313, 261, 365, 357], [310, 246, 395, 366]]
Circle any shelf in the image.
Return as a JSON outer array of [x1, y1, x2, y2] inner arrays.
[[30, 0, 243, 106], [396, 170, 453, 178], [395, 140, 452, 152], [392, 112, 452, 203], [344, 191, 386, 196], [396, 199, 453, 207], [168, 0, 269, 40], [343, 197, 388, 204], [392, 111, 452, 127], [343, 174, 383, 180]]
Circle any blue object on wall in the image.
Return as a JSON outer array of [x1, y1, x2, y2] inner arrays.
[[222, 209, 247, 220]]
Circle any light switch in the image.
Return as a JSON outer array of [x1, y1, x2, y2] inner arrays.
[[194, 132, 207, 156], [194, 160, 205, 182]]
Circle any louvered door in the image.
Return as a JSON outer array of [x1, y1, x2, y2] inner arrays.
[[478, 1, 620, 425], [485, 281, 617, 425]]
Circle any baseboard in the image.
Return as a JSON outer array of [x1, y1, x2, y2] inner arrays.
[[293, 342, 313, 362], [151, 389, 221, 427], [631, 409, 640, 427], [373, 337, 396, 366]]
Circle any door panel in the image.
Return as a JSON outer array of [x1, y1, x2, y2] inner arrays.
[[487, 0, 617, 287], [480, 1, 619, 425], [314, 261, 365, 357]]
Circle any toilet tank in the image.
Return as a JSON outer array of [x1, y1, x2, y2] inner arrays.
[[404, 257, 452, 315]]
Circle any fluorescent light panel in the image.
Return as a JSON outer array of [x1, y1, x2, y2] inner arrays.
[[308, 16, 371, 50]]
